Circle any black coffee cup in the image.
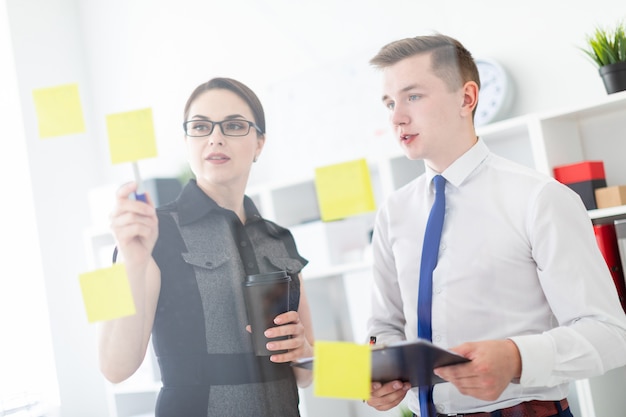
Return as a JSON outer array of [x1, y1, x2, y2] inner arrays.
[[243, 271, 292, 356]]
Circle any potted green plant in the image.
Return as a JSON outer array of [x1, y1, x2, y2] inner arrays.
[[580, 20, 626, 94]]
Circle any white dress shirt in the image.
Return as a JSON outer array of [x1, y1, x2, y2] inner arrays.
[[368, 139, 626, 415]]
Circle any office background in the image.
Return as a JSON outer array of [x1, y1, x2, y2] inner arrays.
[[1, 0, 625, 416]]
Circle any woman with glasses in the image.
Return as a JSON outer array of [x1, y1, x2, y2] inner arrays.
[[100, 78, 314, 417]]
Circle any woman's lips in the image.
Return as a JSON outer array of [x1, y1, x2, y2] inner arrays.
[[205, 153, 230, 163]]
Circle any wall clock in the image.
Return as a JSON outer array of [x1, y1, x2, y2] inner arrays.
[[474, 58, 514, 127]]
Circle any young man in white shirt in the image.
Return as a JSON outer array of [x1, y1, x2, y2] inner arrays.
[[365, 33, 626, 417]]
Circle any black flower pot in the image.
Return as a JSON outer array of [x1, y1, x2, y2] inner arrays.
[[599, 61, 626, 94]]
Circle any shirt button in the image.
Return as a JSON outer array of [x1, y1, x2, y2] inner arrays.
[[205, 261, 213, 267], [240, 241, 247, 247], [247, 262, 255, 268], [435, 287, 442, 294], [434, 335, 442, 342]]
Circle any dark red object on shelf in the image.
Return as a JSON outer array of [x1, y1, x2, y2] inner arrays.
[[593, 223, 626, 313]]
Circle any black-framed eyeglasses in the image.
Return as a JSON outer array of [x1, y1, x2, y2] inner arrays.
[[183, 119, 263, 137]]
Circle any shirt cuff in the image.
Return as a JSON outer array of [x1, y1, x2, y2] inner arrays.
[[509, 334, 555, 386]]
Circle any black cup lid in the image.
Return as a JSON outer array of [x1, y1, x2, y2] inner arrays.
[[244, 270, 290, 284]]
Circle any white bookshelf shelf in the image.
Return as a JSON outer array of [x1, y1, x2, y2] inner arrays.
[[589, 205, 626, 223]]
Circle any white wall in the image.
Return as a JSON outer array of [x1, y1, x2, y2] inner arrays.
[[0, 0, 59, 412], [5, 0, 111, 415], [3, 0, 625, 415]]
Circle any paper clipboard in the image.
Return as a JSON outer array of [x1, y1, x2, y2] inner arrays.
[[291, 339, 469, 387]]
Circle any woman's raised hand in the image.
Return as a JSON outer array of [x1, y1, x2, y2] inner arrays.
[[109, 182, 159, 266]]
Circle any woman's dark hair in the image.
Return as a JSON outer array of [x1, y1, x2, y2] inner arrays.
[[183, 77, 266, 135]]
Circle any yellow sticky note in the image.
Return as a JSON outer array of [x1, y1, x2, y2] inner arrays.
[[106, 108, 158, 164], [78, 264, 136, 323], [314, 341, 371, 400], [32, 83, 86, 138], [314, 159, 376, 222]]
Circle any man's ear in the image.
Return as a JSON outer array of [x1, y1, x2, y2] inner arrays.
[[461, 81, 479, 115]]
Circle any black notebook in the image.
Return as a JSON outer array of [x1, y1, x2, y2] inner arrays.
[[291, 339, 469, 387]]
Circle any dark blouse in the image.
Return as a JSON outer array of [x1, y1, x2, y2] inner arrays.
[[151, 180, 308, 417]]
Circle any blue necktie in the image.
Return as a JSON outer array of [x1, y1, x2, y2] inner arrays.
[[418, 174, 446, 417]]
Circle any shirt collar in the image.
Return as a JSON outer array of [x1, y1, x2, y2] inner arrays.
[[424, 138, 490, 188], [177, 179, 262, 226]]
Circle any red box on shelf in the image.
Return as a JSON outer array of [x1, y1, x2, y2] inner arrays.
[[553, 161, 605, 184]]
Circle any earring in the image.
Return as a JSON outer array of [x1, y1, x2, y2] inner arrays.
[[253, 156, 258, 163]]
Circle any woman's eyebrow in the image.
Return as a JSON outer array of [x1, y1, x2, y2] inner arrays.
[[188, 114, 247, 120]]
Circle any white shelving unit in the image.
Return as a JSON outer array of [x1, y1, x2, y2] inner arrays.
[[247, 90, 626, 417], [86, 91, 626, 417]]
